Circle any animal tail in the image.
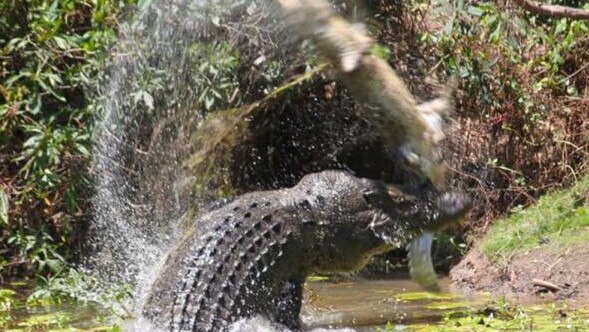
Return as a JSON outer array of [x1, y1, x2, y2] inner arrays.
[[407, 231, 440, 292]]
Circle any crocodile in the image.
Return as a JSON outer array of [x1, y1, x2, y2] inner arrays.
[[142, 170, 470, 331]]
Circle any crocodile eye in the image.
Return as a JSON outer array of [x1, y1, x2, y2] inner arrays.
[[315, 195, 326, 206], [362, 191, 377, 204]]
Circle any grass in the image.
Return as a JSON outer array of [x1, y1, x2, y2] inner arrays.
[[480, 173, 589, 265], [409, 300, 589, 332]]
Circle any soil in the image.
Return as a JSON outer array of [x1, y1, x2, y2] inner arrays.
[[450, 244, 589, 301]]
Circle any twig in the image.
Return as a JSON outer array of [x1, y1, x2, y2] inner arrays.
[[558, 62, 589, 85], [532, 278, 561, 292], [514, 0, 589, 20], [547, 257, 562, 271]]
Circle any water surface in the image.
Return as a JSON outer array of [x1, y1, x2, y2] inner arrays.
[[3, 278, 588, 331], [0, 277, 477, 331]]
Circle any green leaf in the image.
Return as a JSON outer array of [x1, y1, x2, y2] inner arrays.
[[38, 79, 66, 102], [0, 289, 16, 299], [53, 36, 69, 50], [45, 258, 64, 274], [65, 186, 77, 212], [0, 188, 8, 226], [75, 143, 90, 156], [466, 5, 483, 17], [555, 19, 568, 35]]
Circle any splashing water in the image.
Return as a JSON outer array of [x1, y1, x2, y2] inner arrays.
[[84, 1, 439, 331], [88, 0, 249, 308], [86, 0, 296, 320]]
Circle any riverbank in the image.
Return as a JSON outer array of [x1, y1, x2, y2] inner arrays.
[[451, 174, 589, 300]]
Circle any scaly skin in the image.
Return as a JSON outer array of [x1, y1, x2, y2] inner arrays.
[[143, 171, 470, 331]]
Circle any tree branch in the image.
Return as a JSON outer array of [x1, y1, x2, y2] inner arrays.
[[514, 0, 589, 20]]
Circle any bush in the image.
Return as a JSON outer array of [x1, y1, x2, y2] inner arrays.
[[0, 0, 136, 278], [421, 0, 589, 228]]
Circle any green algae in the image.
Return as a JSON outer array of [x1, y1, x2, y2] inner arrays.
[[0, 287, 119, 332], [307, 276, 331, 282], [410, 301, 589, 332], [17, 312, 70, 329], [393, 291, 460, 302], [4, 280, 589, 332], [425, 301, 471, 310]]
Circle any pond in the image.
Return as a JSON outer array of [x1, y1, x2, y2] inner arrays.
[[2, 277, 588, 331]]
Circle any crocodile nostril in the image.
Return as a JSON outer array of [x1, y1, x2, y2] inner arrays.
[[298, 199, 312, 209]]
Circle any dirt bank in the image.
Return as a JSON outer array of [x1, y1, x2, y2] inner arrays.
[[450, 243, 589, 300]]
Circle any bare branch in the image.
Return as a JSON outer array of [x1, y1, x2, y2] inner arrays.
[[532, 278, 561, 292], [514, 0, 589, 20]]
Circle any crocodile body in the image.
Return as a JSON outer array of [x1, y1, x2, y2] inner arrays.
[[143, 170, 469, 331]]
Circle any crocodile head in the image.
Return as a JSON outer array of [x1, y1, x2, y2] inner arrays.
[[292, 170, 470, 273]]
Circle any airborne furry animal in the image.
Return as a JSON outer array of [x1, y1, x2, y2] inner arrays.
[[277, 0, 453, 187]]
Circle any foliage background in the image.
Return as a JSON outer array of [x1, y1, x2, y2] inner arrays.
[[0, 0, 588, 286], [0, 0, 137, 278]]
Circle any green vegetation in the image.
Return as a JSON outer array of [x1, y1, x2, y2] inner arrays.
[[419, 0, 589, 224], [0, 272, 133, 331], [480, 173, 589, 264], [394, 291, 459, 302], [0, 0, 138, 279], [0, 285, 120, 331], [411, 300, 589, 331], [1, 0, 588, 321]]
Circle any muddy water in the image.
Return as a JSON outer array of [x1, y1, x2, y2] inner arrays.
[[1, 277, 476, 331], [3, 278, 588, 331], [302, 277, 475, 330]]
